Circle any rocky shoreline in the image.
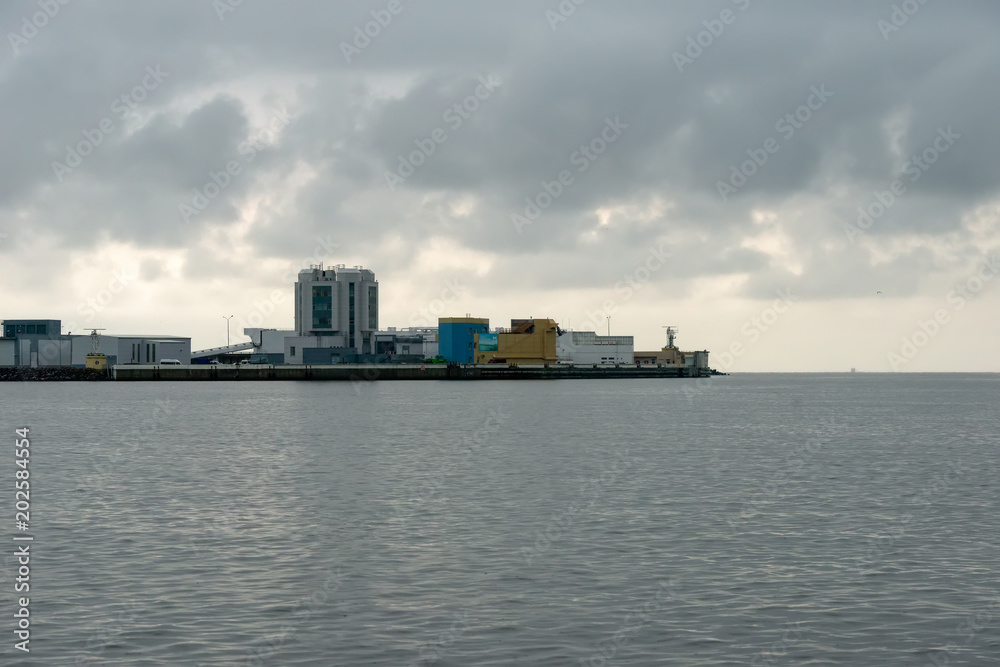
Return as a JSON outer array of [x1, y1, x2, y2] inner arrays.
[[0, 367, 112, 381]]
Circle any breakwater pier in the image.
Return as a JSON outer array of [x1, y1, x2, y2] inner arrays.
[[112, 363, 710, 381]]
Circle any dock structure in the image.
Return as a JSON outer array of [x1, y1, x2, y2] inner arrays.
[[112, 363, 710, 381]]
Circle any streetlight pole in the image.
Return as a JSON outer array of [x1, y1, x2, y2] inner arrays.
[[606, 315, 615, 364], [223, 315, 234, 347]]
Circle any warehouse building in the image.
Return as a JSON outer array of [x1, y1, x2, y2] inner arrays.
[[557, 331, 634, 364], [0, 319, 190, 367]]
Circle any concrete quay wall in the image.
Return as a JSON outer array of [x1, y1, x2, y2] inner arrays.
[[113, 364, 706, 381]]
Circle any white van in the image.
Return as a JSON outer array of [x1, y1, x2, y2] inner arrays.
[[159, 359, 182, 365]]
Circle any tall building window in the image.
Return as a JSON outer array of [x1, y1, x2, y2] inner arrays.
[[368, 285, 377, 330], [348, 283, 355, 347], [312, 286, 332, 329]]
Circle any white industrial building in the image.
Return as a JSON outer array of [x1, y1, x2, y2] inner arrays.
[[229, 264, 388, 365], [204, 264, 442, 366], [294, 264, 378, 354], [237, 325, 438, 365], [102, 335, 192, 365], [0, 319, 190, 366], [557, 330, 634, 364], [374, 327, 438, 359]]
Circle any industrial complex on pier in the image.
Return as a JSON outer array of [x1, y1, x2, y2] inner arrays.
[[1, 264, 711, 377]]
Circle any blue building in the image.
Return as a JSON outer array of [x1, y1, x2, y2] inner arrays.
[[438, 317, 489, 364]]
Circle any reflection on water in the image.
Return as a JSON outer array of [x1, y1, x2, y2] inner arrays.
[[0, 374, 997, 665]]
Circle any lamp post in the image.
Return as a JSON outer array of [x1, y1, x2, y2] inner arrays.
[[223, 315, 234, 347], [607, 315, 615, 364]]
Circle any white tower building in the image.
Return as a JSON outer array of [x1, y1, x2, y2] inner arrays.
[[294, 264, 378, 354]]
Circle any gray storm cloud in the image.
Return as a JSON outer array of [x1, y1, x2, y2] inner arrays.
[[0, 0, 997, 366]]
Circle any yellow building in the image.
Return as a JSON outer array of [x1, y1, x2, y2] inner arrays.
[[474, 318, 559, 365], [85, 353, 108, 370]]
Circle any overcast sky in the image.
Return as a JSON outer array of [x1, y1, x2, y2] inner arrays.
[[1, 0, 998, 371]]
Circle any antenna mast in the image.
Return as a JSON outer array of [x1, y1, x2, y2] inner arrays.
[[90, 328, 106, 355], [662, 325, 678, 349]]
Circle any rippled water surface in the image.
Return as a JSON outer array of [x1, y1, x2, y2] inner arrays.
[[1, 373, 998, 665]]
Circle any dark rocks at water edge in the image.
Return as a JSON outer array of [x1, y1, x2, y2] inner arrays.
[[0, 367, 111, 381]]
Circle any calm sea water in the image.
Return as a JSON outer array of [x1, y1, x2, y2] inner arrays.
[[0, 374, 998, 666]]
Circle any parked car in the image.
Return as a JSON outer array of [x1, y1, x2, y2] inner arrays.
[[159, 359, 182, 365]]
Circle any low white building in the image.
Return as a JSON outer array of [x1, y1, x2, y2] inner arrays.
[[80, 335, 191, 365], [283, 334, 349, 365], [373, 327, 438, 358], [557, 331, 634, 364], [245, 328, 295, 354], [240, 326, 439, 364], [1, 319, 190, 366]]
